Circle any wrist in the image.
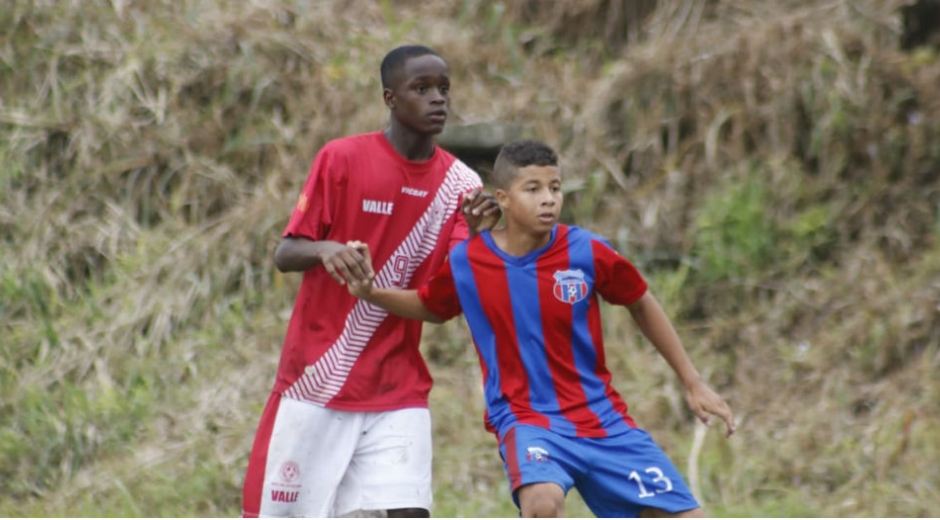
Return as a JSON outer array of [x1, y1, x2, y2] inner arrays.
[[679, 372, 703, 389]]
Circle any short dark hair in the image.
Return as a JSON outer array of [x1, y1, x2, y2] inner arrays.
[[491, 139, 559, 188], [380, 45, 441, 89]]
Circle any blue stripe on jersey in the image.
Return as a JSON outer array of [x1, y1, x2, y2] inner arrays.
[[448, 241, 516, 429], [568, 231, 623, 427], [503, 257, 578, 435]]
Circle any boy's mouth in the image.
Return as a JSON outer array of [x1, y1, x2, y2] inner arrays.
[[427, 109, 447, 123]]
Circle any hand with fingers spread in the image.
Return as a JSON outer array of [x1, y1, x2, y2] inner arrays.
[[684, 379, 737, 437], [461, 188, 501, 234]]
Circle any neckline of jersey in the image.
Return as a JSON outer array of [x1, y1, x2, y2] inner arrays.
[[375, 130, 441, 169], [480, 225, 561, 265]]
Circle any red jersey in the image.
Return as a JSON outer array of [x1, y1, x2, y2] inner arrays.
[[276, 131, 482, 411]]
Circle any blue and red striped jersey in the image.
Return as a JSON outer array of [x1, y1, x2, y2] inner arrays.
[[418, 224, 648, 438]]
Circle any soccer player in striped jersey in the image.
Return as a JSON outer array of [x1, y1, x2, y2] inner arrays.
[[241, 45, 500, 518], [346, 139, 736, 518]]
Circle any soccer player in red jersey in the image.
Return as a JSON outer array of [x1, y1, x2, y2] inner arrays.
[[346, 139, 736, 517], [240, 45, 500, 518]]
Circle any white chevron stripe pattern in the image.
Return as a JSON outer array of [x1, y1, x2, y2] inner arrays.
[[285, 160, 482, 405]]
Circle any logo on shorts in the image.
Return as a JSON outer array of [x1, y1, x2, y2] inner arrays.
[[526, 446, 550, 462], [271, 490, 300, 503], [279, 461, 300, 483], [271, 461, 301, 502], [553, 269, 588, 304]]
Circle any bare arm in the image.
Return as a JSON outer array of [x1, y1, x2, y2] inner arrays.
[[627, 291, 737, 437], [274, 237, 373, 285], [344, 241, 446, 324], [359, 287, 447, 324]]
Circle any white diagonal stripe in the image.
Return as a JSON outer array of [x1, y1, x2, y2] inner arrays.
[[285, 160, 481, 405]]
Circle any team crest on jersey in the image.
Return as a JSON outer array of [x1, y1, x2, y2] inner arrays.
[[553, 269, 588, 304]]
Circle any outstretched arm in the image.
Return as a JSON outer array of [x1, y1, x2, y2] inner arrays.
[[357, 287, 447, 324], [627, 292, 737, 437], [345, 241, 447, 324]]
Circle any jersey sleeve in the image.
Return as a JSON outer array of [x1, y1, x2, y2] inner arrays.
[[417, 260, 463, 320], [592, 238, 648, 306], [283, 144, 343, 240]]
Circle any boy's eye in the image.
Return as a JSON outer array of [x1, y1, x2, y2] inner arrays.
[[417, 86, 428, 94]]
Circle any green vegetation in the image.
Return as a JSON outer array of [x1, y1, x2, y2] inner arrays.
[[2, 0, 938, 516]]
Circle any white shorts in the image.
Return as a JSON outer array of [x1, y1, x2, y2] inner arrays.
[[242, 395, 432, 518]]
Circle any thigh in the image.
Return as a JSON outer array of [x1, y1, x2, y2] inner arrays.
[[498, 426, 577, 510], [244, 395, 362, 518], [333, 408, 433, 516], [577, 428, 700, 518]]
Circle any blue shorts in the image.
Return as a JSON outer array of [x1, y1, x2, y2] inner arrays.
[[498, 425, 700, 517]]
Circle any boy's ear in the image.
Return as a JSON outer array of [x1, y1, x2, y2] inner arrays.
[[495, 188, 509, 209], [383, 88, 395, 109]]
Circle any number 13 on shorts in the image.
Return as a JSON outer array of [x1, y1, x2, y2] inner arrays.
[[628, 466, 674, 498]]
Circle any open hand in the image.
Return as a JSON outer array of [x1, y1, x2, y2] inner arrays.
[[461, 188, 501, 234], [684, 380, 737, 437]]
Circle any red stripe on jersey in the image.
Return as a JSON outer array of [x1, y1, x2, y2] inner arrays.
[[474, 347, 497, 433], [503, 428, 523, 491], [467, 239, 550, 430], [589, 240, 636, 426], [242, 392, 282, 517], [536, 233, 605, 436]]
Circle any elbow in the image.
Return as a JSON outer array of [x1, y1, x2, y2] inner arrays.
[[426, 313, 447, 324], [273, 241, 293, 272]]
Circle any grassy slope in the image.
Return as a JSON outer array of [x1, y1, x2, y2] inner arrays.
[[2, 0, 939, 516]]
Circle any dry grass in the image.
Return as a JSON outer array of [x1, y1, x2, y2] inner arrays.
[[2, 0, 939, 516]]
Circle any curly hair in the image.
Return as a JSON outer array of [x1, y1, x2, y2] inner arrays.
[[491, 139, 559, 188]]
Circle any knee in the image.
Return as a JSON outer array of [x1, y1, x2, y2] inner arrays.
[[525, 497, 564, 518], [518, 484, 565, 518]]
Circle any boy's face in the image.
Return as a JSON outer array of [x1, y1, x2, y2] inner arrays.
[[383, 54, 450, 135], [496, 164, 563, 234]]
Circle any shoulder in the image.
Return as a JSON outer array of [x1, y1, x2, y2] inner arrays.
[[448, 233, 487, 264], [563, 225, 607, 245], [455, 233, 483, 253], [563, 225, 625, 258], [442, 156, 483, 187], [319, 132, 383, 157]]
